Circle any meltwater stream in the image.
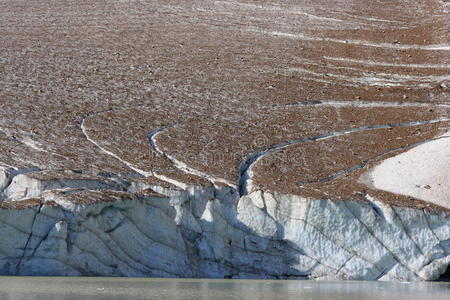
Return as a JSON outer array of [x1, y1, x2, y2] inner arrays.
[[0, 277, 448, 300]]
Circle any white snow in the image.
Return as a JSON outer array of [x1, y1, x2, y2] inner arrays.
[[368, 131, 450, 209]]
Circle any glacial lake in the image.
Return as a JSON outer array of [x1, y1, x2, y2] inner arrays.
[[0, 277, 448, 300]]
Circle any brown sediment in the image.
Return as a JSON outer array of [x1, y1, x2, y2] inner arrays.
[[0, 198, 41, 210]]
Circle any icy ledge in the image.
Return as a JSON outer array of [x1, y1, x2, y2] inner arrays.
[[0, 184, 448, 281]]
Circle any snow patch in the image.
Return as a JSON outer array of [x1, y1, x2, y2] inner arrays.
[[366, 132, 450, 209]]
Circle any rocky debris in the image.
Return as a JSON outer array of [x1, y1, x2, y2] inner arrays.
[[0, 0, 448, 281]]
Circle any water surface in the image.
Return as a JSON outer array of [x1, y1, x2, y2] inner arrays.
[[0, 277, 448, 300]]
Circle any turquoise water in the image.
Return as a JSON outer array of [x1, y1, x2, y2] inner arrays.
[[0, 277, 448, 300]]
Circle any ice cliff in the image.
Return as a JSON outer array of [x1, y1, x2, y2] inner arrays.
[[0, 171, 448, 281]]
